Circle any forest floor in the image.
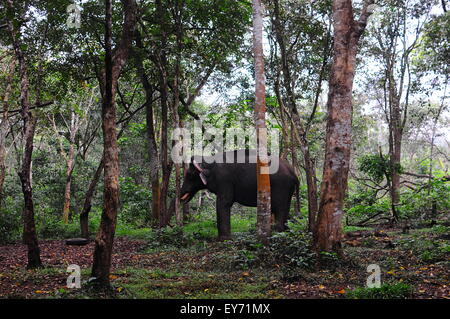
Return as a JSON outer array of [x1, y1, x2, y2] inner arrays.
[[0, 220, 449, 299]]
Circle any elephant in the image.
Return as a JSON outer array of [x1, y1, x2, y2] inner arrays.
[[180, 149, 299, 240]]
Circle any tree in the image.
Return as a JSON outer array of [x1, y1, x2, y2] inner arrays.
[[134, 0, 251, 226], [252, 0, 271, 244], [91, 0, 137, 287], [46, 86, 99, 224], [365, 0, 434, 221], [267, 0, 332, 231], [314, 0, 375, 254], [4, 0, 43, 269]]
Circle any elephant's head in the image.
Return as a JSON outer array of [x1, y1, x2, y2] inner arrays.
[[180, 157, 210, 202]]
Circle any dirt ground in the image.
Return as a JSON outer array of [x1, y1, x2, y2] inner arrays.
[[0, 226, 448, 299]]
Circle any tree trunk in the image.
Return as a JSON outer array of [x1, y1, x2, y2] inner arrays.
[[156, 0, 171, 228], [303, 147, 318, 231], [252, 0, 271, 244], [80, 158, 104, 239], [389, 131, 401, 222], [171, 3, 183, 227], [62, 144, 75, 224], [6, 0, 42, 269], [19, 118, 42, 269], [313, 0, 374, 254], [91, 0, 136, 287]]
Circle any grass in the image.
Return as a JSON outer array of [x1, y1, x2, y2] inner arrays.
[[346, 282, 413, 299], [3, 207, 449, 299], [116, 226, 152, 239], [183, 214, 256, 240], [113, 267, 279, 299], [343, 225, 373, 233]]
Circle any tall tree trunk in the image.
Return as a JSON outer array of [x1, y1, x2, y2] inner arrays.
[[313, 0, 374, 254], [156, 0, 171, 228], [172, 2, 183, 227], [91, 0, 136, 287], [252, 0, 271, 244], [6, 0, 42, 269], [386, 69, 402, 222]]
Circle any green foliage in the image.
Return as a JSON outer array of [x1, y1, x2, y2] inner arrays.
[[0, 197, 22, 243], [268, 228, 316, 278], [145, 226, 195, 251], [346, 283, 413, 299], [347, 198, 391, 225], [119, 177, 151, 226], [414, 12, 450, 76], [222, 219, 316, 278], [399, 178, 450, 220], [358, 154, 402, 184], [395, 235, 449, 263]]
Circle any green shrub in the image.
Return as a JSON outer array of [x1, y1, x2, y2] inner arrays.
[[145, 226, 195, 250], [0, 197, 22, 243], [223, 221, 316, 277], [395, 237, 448, 262], [346, 283, 413, 299], [399, 178, 450, 220], [119, 177, 151, 226], [269, 228, 316, 271], [37, 215, 80, 239]]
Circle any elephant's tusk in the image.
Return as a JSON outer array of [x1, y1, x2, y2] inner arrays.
[[193, 159, 203, 172], [181, 193, 190, 201]]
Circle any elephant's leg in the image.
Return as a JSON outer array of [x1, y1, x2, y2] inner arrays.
[[216, 196, 233, 240], [272, 195, 292, 232]]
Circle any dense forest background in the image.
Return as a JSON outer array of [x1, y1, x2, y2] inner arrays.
[[0, 0, 448, 299]]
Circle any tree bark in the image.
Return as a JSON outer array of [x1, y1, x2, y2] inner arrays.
[[313, 0, 374, 254], [172, 2, 183, 227], [62, 143, 75, 223], [303, 147, 318, 231], [5, 0, 42, 268], [91, 0, 137, 287], [252, 0, 271, 244], [155, 0, 171, 228]]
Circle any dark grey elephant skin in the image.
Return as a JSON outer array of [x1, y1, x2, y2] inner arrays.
[[180, 149, 299, 240]]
